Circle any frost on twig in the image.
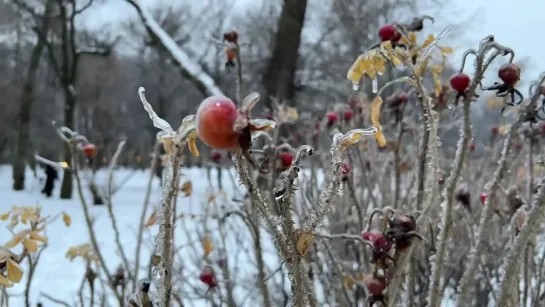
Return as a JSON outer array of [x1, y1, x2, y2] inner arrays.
[[136, 87, 197, 307], [125, 0, 223, 97], [304, 128, 376, 233]]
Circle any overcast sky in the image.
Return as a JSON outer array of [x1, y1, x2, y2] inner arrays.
[[87, 0, 544, 87]]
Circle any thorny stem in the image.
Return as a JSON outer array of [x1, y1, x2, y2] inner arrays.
[[72, 147, 124, 305], [427, 79, 471, 307], [104, 141, 135, 284], [134, 142, 161, 291], [496, 175, 545, 306], [455, 125, 514, 306]]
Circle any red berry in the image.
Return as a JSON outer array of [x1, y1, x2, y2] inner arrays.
[[326, 112, 338, 126], [491, 126, 499, 134], [397, 93, 408, 104], [498, 63, 521, 87], [541, 123, 545, 131], [280, 152, 294, 168], [372, 233, 391, 252], [360, 231, 378, 242], [223, 31, 238, 44], [378, 25, 401, 43], [469, 142, 476, 151], [363, 275, 387, 297], [342, 163, 350, 175], [449, 73, 471, 94], [82, 144, 97, 159], [196, 96, 240, 149], [199, 266, 217, 288], [210, 150, 222, 162], [480, 193, 488, 205], [343, 109, 354, 121]]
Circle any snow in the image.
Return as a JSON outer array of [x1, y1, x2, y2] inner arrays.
[[131, 0, 224, 97], [0, 165, 280, 306]]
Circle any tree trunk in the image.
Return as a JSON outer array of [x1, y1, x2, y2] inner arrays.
[[60, 93, 76, 199], [262, 0, 308, 108], [12, 0, 54, 191]]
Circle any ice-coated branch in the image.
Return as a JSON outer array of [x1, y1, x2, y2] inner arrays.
[[496, 175, 545, 306], [124, 0, 223, 97], [136, 88, 196, 307]]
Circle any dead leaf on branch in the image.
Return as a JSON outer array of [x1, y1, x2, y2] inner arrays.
[[295, 229, 314, 257], [370, 96, 387, 147], [202, 235, 214, 258], [145, 209, 157, 227], [180, 181, 192, 197], [62, 212, 71, 227]]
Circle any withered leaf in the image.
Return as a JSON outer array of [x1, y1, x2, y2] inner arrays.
[[152, 254, 162, 266], [0, 212, 9, 221], [6, 258, 23, 283], [22, 238, 38, 253], [145, 209, 157, 228], [295, 230, 314, 257], [180, 181, 192, 197], [62, 212, 71, 227], [202, 235, 214, 258], [188, 138, 200, 157], [30, 231, 48, 243]]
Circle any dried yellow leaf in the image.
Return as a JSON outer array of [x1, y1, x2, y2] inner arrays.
[[439, 46, 454, 54], [29, 231, 48, 243], [202, 235, 214, 258], [188, 138, 200, 157], [145, 209, 157, 228], [6, 258, 23, 283], [295, 230, 314, 257], [23, 238, 38, 253], [4, 235, 22, 249], [370, 96, 383, 128], [0, 274, 13, 287], [347, 54, 367, 83], [20, 209, 32, 224], [278, 105, 299, 122], [0, 212, 9, 221], [344, 275, 355, 289], [421, 34, 435, 48], [8, 215, 18, 230], [180, 181, 192, 197], [62, 212, 71, 227], [375, 130, 387, 147]]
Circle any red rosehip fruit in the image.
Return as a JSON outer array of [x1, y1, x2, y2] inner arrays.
[[223, 31, 238, 44], [480, 193, 488, 205], [210, 150, 222, 163], [498, 63, 521, 87], [326, 112, 338, 126], [360, 231, 379, 242], [363, 274, 387, 297], [449, 73, 471, 94], [469, 142, 476, 151], [280, 152, 294, 169], [82, 143, 97, 159], [199, 266, 217, 288], [196, 96, 240, 149], [372, 233, 391, 252], [378, 24, 401, 43], [491, 126, 499, 135], [343, 109, 354, 121], [342, 163, 350, 175]]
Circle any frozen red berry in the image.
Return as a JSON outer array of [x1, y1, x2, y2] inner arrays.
[[343, 109, 354, 121], [210, 150, 222, 163], [326, 112, 338, 126], [223, 31, 238, 44], [363, 274, 387, 297], [361, 231, 379, 242], [280, 152, 294, 169], [491, 126, 499, 134], [82, 144, 97, 159], [449, 73, 471, 94], [371, 233, 391, 252], [480, 193, 488, 205], [199, 266, 217, 288], [342, 163, 350, 175], [469, 142, 476, 151], [498, 63, 521, 87], [378, 24, 401, 43], [196, 96, 240, 149]]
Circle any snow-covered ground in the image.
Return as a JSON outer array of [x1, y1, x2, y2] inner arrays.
[[0, 165, 284, 306]]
